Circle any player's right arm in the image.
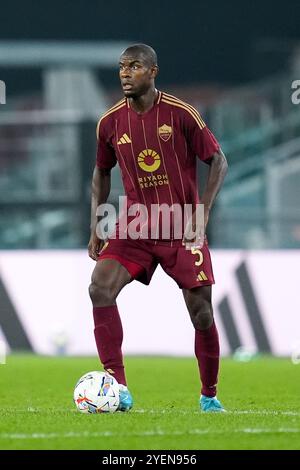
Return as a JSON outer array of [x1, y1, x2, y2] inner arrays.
[[88, 116, 117, 261], [88, 166, 112, 260]]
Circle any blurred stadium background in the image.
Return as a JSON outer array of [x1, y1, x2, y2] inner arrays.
[[0, 0, 300, 451]]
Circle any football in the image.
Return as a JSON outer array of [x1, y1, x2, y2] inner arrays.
[[73, 371, 120, 413]]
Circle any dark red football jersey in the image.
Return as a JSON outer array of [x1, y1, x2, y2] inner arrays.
[[96, 91, 220, 244]]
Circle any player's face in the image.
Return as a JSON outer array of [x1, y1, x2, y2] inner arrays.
[[119, 53, 157, 98]]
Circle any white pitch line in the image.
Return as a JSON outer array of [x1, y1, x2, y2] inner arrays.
[[0, 428, 300, 440], [132, 409, 300, 416], [230, 410, 300, 416], [1, 408, 300, 417]]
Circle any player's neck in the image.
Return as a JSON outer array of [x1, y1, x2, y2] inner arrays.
[[129, 88, 158, 115]]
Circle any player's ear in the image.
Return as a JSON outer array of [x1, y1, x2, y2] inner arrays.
[[151, 65, 159, 79]]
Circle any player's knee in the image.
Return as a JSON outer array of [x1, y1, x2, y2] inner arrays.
[[194, 310, 213, 330], [190, 301, 213, 330], [88, 280, 116, 306]]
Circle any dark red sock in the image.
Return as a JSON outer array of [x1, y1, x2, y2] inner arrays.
[[195, 320, 220, 397], [93, 305, 126, 386]]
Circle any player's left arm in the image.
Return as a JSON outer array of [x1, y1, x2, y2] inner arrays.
[[183, 148, 228, 248], [201, 148, 228, 231], [183, 110, 228, 246]]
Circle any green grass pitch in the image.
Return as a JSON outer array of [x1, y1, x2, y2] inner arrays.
[[0, 355, 299, 450]]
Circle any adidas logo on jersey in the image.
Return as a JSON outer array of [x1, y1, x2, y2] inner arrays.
[[117, 133, 132, 145]]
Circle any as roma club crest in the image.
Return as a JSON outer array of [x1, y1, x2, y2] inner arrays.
[[158, 124, 172, 142]]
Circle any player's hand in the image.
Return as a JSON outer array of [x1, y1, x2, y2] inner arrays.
[[88, 232, 104, 261], [182, 207, 210, 249]]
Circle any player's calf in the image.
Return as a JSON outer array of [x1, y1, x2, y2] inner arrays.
[[183, 286, 214, 330]]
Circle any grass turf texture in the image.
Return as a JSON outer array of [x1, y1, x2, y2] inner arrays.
[[0, 355, 299, 450]]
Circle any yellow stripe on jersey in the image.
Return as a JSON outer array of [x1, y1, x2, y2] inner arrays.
[[162, 94, 206, 129], [102, 98, 125, 117], [162, 97, 206, 130], [162, 92, 206, 127], [96, 99, 126, 139], [162, 98, 206, 130], [97, 98, 125, 126]]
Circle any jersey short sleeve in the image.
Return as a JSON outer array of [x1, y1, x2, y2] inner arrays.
[[183, 108, 220, 162], [96, 118, 117, 170]]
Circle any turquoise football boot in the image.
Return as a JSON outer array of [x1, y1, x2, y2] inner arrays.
[[118, 384, 133, 412], [200, 395, 226, 412]]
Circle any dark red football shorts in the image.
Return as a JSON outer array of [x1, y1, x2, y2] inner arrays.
[[98, 238, 215, 289]]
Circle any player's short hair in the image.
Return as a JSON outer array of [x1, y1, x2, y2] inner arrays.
[[121, 44, 158, 67]]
